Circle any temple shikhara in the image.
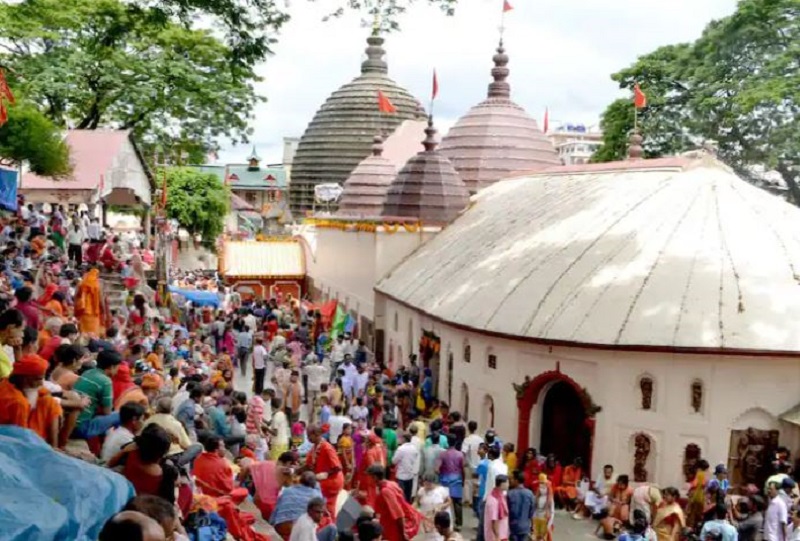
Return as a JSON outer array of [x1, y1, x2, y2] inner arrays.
[[296, 31, 800, 489]]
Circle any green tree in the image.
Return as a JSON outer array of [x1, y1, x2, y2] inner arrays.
[[314, 0, 457, 33], [0, 0, 262, 157], [163, 167, 229, 248], [0, 101, 70, 176], [592, 0, 800, 203]]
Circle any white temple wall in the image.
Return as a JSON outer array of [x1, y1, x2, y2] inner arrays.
[[380, 295, 800, 488]]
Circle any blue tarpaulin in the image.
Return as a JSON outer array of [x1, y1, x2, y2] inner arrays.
[[0, 426, 134, 540], [168, 285, 221, 308], [0, 168, 18, 212]]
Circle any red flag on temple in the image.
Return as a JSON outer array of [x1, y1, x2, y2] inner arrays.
[[0, 70, 15, 105], [377, 90, 397, 114], [543, 107, 549, 134], [633, 83, 647, 109], [503, 0, 513, 12]]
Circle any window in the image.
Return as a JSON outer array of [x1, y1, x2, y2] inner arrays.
[[393, 312, 398, 332], [639, 376, 654, 410], [488, 354, 497, 370], [463, 341, 471, 363], [691, 380, 704, 413]]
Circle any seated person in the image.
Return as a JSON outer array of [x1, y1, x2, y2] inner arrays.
[[112, 424, 177, 503], [72, 349, 123, 440], [124, 494, 188, 541], [194, 434, 236, 497], [0, 354, 62, 447], [271, 471, 324, 540], [99, 510, 166, 541]]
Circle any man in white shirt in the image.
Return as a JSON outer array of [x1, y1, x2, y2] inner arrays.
[[304, 355, 330, 407], [765, 481, 789, 541], [340, 355, 358, 399], [87, 218, 102, 241], [327, 405, 351, 445], [290, 497, 329, 541], [353, 364, 369, 397], [342, 333, 357, 359], [243, 311, 257, 333], [67, 221, 85, 265], [483, 446, 508, 501], [330, 335, 346, 367], [461, 420, 485, 470], [269, 397, 291, 454], [252, 337, 268, 394], [101, 402, 145, 462], [393, 432, 421, 503]]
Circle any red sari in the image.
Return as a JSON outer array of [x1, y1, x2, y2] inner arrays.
[[306, 440, 344, 518], [355, 434, 387, 508], [523, 459, 541, 490]]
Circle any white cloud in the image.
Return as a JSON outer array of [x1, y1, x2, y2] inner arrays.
[[218, 0, 737, 164]]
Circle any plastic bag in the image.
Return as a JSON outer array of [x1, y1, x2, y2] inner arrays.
[[0, 426, 134, 540]]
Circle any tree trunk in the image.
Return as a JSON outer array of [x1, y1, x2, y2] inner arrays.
[[776, 161, 800, 208]]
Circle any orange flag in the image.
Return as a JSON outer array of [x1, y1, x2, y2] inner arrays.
[[634, 84, 647, 109], [0, 70, 15, 105], [503, 0, 513, 12], [377, 90, 397, 114], [432, 70, 439, 101]]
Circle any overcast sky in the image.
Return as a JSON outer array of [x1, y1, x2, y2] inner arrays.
[[218, 0, 738, 165]]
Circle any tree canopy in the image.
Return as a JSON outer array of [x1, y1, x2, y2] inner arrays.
[[592, 0, 800, 202], [0, 101, 70, 176], [163, 167, 229, 247]]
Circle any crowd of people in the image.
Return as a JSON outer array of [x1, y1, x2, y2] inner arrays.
[[2, 203, 800, 541]]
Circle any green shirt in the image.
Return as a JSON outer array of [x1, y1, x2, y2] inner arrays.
[[383, 428, 398, 463], [74, 368, 113, 427]]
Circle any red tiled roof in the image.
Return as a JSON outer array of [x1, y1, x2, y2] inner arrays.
[[21, 130, 132, 190]]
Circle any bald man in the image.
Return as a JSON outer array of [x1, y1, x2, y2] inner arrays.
[[305, 423, 344, 518], [99, 510, 166, 541]]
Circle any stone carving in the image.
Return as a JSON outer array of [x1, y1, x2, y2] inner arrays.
[[683, 444, 702, 482], [640, 377, 653, 410], [513, 376, 532, 399], [732, 427, 779, 486], [691, 381, 703, 413], [633, 433, 652, 482]]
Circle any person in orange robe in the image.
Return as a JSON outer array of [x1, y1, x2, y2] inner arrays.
[[74, 268, 106, 335], [38, 284, 64, 318], [355, 431, 387, 509], [305, 424, 344, 519], [554, 457, 583, 512], [0, 354, 62, 447], [194, 434, 236, 497]]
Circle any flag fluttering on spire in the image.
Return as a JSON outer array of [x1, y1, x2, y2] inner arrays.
[[432, 70, 439, 101], [543, 107, 549, 134], [503, 0, 513, 12], [633, 83, 647, 109], [377, 90, 397, 114]]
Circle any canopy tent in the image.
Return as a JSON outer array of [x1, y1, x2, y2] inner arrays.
[[168, 286, 221, 308]]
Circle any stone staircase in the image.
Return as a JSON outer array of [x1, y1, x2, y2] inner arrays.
[[100, 271, 129, 316]]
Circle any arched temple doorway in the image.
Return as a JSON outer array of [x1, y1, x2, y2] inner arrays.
[[515, 371, 600, 474]]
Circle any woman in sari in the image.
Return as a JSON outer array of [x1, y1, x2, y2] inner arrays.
[[74, 268, 106, 335], [338, 423, 355, 488], [542, 454, 563, 489], [652, 487, 685, 541], [355, 432, 387, 508], [521, 448, 541, 491], [685, 461, 708, 529]]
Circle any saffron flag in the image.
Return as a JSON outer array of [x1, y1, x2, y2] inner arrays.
[[377, 90, 397, 114], [543, 107, 549, 134], [503, 0, 513, 12], [432, 70, 439, 101], [0, 70, 15, 105], [0, 102, 6, 128], [634, 83, 647, 109]]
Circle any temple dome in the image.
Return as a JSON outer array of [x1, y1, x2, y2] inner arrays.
[[439, 42, 560, 194], [381, 118, 470, 225], [289, 35, 426, 215], [337, 135, 397, 217]]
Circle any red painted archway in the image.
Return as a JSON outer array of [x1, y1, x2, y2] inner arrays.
[[516, 370, 597, 472]]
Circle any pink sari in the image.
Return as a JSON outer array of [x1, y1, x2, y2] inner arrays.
[[250, 461, 280, 520]]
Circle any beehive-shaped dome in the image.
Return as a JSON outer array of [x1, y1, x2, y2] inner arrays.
[[289, 35, 426, 215], [337, 135, 397, 217], [439, 42, 560, 194], [382, 118, 470, 225]]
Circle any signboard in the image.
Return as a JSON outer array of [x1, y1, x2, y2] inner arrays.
[[0, 168, 18, 212]]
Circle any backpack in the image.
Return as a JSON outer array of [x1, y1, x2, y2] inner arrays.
[[184, 509, 227, 541]]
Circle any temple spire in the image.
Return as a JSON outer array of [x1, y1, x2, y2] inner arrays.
[[361, 34, 388, 75], [487, 41, 511, 99], [422, 115, 438, 152], [627, 128, 644, 161]]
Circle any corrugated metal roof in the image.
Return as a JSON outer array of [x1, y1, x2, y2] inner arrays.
[[222, 240, 305, 278], [376, 154, 800, 353], [226, 164, 287, 189]]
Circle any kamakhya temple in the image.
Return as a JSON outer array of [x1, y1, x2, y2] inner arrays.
[[295, 32, 800, 488]]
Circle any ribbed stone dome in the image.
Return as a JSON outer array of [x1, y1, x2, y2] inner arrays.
[[439, 42, 560, 194], [338, 135, 396, 217], [289, 35, 426, 216], [382, 118, 470, 225]]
